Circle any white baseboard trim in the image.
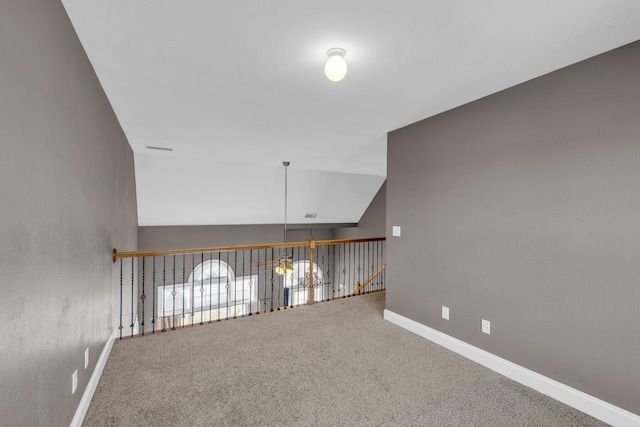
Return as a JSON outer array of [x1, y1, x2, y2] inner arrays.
[[383, 309, 640, 427], [70, 328, 117, 427]]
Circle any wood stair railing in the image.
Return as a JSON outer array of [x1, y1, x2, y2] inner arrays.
[[353, 265, 386, 296]]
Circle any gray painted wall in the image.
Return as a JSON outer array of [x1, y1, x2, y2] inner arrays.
[[386, 41, 640, 414], [335, 181, 386, 240], [139, 224, 334, 251], [0, 2, 138, 426]]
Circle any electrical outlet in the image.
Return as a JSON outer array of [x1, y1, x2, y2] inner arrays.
[[85, 348, 89, 369], [442, 306, 449, 320], [392, 226, 401, 237], [482, 319, 491, 335], [72, 370, 78, 394]]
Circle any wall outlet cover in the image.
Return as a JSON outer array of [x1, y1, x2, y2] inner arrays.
[[392, 226, 401, 237], [85, 348, 89, 369], [442, 306, 449, 320], [482, 319, 491, 335]]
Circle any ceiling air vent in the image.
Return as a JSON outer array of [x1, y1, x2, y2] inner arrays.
[[146, 146, 173, 152], [305, 213, 318, 218]]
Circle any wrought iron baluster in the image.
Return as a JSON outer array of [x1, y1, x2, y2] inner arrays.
[[188, 253, 193, 324], [152, 256, 156, 333], [369, 241, 373, 292], [270, 248, 275, 312], [141, 257, 146, 336], [198, 253, 204, 325], [248, 250, 253, 316], [349, 243, 354, 297], [118, 259, 123, 339], [208, 252, 213, 323], [327, 244, 333, 301], [171, 254, 176, 331], [162, 256, 167, 332], [376, 241, 381, 289], [241, 250, 245, 317], [217, 254, 222, 321], [341, 243, 346, 298], [225, 252, 230, 320], [276, 247, 282, 311], [323, 244, 328, 301], [233, 251, 238, 319], [356, 242, 360, 294], [381, 240, 384, 288], [181, 254, 186, 327], [283, 249, 289, 308], [130, 258, 134, 337], [357, 242, 362, 295], [373, 241, 377, 287], [262, 249, 267, 314], [257, 250, 262, 315]]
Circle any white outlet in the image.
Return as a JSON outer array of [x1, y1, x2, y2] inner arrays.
[[72, 370, 78, 394], [85, 348, 89, 369], [442, 306, 449, 320], [482, 319, 491, 335], [392, 226, 401, 237]]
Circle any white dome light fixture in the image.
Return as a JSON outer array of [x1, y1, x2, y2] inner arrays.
[[324, 48, 347, 82]]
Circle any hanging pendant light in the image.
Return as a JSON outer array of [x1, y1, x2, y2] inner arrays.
[[276, 161, 295, 275], [325, 48, 347, 82], [275, 257, 295, 275]]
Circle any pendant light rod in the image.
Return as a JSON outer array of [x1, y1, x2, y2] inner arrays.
[[283, 161, 290, 243]]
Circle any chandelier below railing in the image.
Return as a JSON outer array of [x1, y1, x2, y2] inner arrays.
[[275, 161, 295, 275]]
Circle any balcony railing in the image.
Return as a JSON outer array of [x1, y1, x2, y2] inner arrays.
[[113, 237, 385, 339]]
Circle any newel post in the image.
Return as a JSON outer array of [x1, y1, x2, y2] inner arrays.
[[307, 236, 315, 305]]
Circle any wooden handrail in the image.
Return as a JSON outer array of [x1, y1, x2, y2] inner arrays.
[[314, 237, 386, 246], [113, 236, 385, 262], [353, 265, 386, 296]]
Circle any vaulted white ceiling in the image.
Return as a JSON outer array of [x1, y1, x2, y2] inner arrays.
[[62, 0, 640, 226]]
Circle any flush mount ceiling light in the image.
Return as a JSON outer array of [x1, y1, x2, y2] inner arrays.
[[325, 48, 347, 82]]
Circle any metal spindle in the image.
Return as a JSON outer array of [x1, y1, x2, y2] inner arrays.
[[152, 256, 156, 333], [182, 254, 187, 327], [233, 251, 238, 319], [141, 257, 146, 335], [217, 254, 222, 321], [349, 243, 354, 297], [354, 243, 364, 293], [225, 252, 230, 320], [118, 259, 123, 339], [208, 252, 213, 323], [162, 256, 167, 332], [262, 249, 267, 314], [277, 247, 282, 311], [322, 244, 327, 301], [241, 250, 246, 317], [270, 248, 274, 312], [198, 253, 204, 325], [172, 254, 176, 330], [248, 250, 253, 316], [328, 245, 333, 301], [130, 258, 134, 337]]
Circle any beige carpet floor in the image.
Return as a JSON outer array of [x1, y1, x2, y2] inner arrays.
[[83, 292, 607, 426]]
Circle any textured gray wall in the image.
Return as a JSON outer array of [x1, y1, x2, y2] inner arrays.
[[139, 224, 334, 251], [335, 181, 386, 240], [0, 2, 138, 426], [386, 41, 640, 414]]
